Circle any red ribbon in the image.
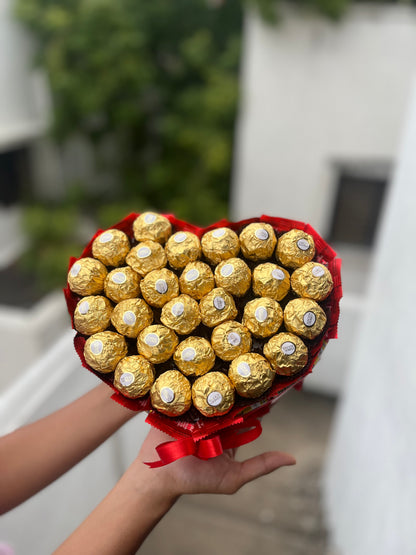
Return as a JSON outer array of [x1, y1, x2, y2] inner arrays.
[[145, 416, 264, 468]]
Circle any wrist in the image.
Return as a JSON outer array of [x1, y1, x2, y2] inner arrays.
[[125, 459, 180, 510]]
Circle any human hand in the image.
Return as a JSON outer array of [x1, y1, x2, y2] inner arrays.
[[134, 426, 296, 500]]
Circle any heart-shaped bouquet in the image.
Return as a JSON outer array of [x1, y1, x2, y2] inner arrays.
[[64, 213, 342, 466]]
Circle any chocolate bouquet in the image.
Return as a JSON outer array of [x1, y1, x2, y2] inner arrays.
[[64, 213, 342, 466]]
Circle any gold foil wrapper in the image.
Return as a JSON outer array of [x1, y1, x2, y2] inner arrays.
[[179, 261, 215, 300], [92, 229, 131, 267], [165, 231, 202, 270], [104, 266, 141, 303], [199, 287, 238, 328], [150, 369, 192, 417], [263, 332, 308, 375], [252, 262, 290, 301], [74, 295, 113, 335], [140, 268, 179, 308], [242, 297, 283, 338], [291, 262, 333, 301], [284, 298, 327, 340], [137, 324, 179, 363], [160, 294, 201, 335], [173, 336, 215, 377], [211, 321, 252, 361], [84, 331, 127, 373], [277, 229, 315, 269], [111, 298, 153, 338], [214, 258, 251, 297], [114, 355, 155, 398], [239, 223, 277, 261], [133, 212, 172, 244], [126, 241, 167, 276], [68, 257, 108, 296], [201, 227, 240, 265], [192, 372, 235, 417], [228, 353, 275, 398]]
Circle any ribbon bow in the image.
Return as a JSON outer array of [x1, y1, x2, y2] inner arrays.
[[145, 415, 264, 468]]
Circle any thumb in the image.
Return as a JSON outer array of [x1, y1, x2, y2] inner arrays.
[[235, 451, 296, 489]]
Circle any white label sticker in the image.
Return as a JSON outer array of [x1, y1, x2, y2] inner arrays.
[[212, 228, 226, 239], [186, 268, 199, 282], [255, 306, 268, 322], [181, 347, 196, 362], [99, 231, 113, 243], [220, 264, 233, 277], [213, 296, 225, 310], [312, 265, 325, 278], [303, 311, 316, 327], [207, 391, 223, 407], [171, 302, 184, 317], [297, 238, 310, 251], [112, 271, 127, 284], [272, 268, 285, 281], [237, 362, 251, 377], [70, 263, 81, 277], [227, 332, 241, 346], [160, 387, 175, 403], [174, 232, 187, 243], [145, 333, 159, 347], [138, 246, 151, 258], [78, 300, 90, 315], [144, 213, 157, 224], [155, 279, 168, 294], [123, 311, 136, 326], [90, 340, 103, 355], [281, 341, 296, 356], [255, 228, 269, 241], [120, 372, 135, 386]]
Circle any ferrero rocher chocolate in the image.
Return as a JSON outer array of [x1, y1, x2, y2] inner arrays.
[[74, 295, 113, 335], [228, 353, 275, 398], [173, 336, 215, 377], [242, 297, 283, 338], [291, 262, 333, 301], [179, 261, 215, 300], [104, 266, 141, 303], [284, 298, 327, 340], [239, 223, 277, 261], [214, 258, 251, 297], [192, 372, 235, 417], [68, 257, 107, 296], [211, 321, 252, 361], [140, 268, 179, 308], [252, 263, 291, 301], [199, 287, 238, 328], [126, 241, 167, 276], [84, 331, 127, 373], [150, 369, 192, 417], [137, 324, 179, 363], [111, 298, 153, 338], [165, 231, 201, 270], [133, 212, 172, 244], [114, 355, 155, 398], [160, 294, 201, 335], [201, 227, 240, 264], [92, 229, 130, 267], [263, 332, 308, 375], [277, 229, 315, 269]]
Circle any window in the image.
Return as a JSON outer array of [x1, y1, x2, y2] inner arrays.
[[0, 147, 30, 206]]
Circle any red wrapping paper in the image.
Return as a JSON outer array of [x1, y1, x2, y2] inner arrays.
[[64, 213, 342, 466]]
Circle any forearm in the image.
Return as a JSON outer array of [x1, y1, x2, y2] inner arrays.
[[54, 459, 177, 555], [0, 383, 135, 514]]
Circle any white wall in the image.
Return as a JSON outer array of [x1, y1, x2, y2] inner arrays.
[[233, 4, 416, 394]]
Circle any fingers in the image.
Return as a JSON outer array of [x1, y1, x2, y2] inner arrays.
[[235, 451, 296, 491]]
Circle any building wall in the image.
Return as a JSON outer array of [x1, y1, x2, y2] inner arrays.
[[233, 4, 416, 393]]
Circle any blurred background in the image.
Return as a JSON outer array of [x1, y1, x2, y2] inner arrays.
[[1, 0, 415, 553]]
